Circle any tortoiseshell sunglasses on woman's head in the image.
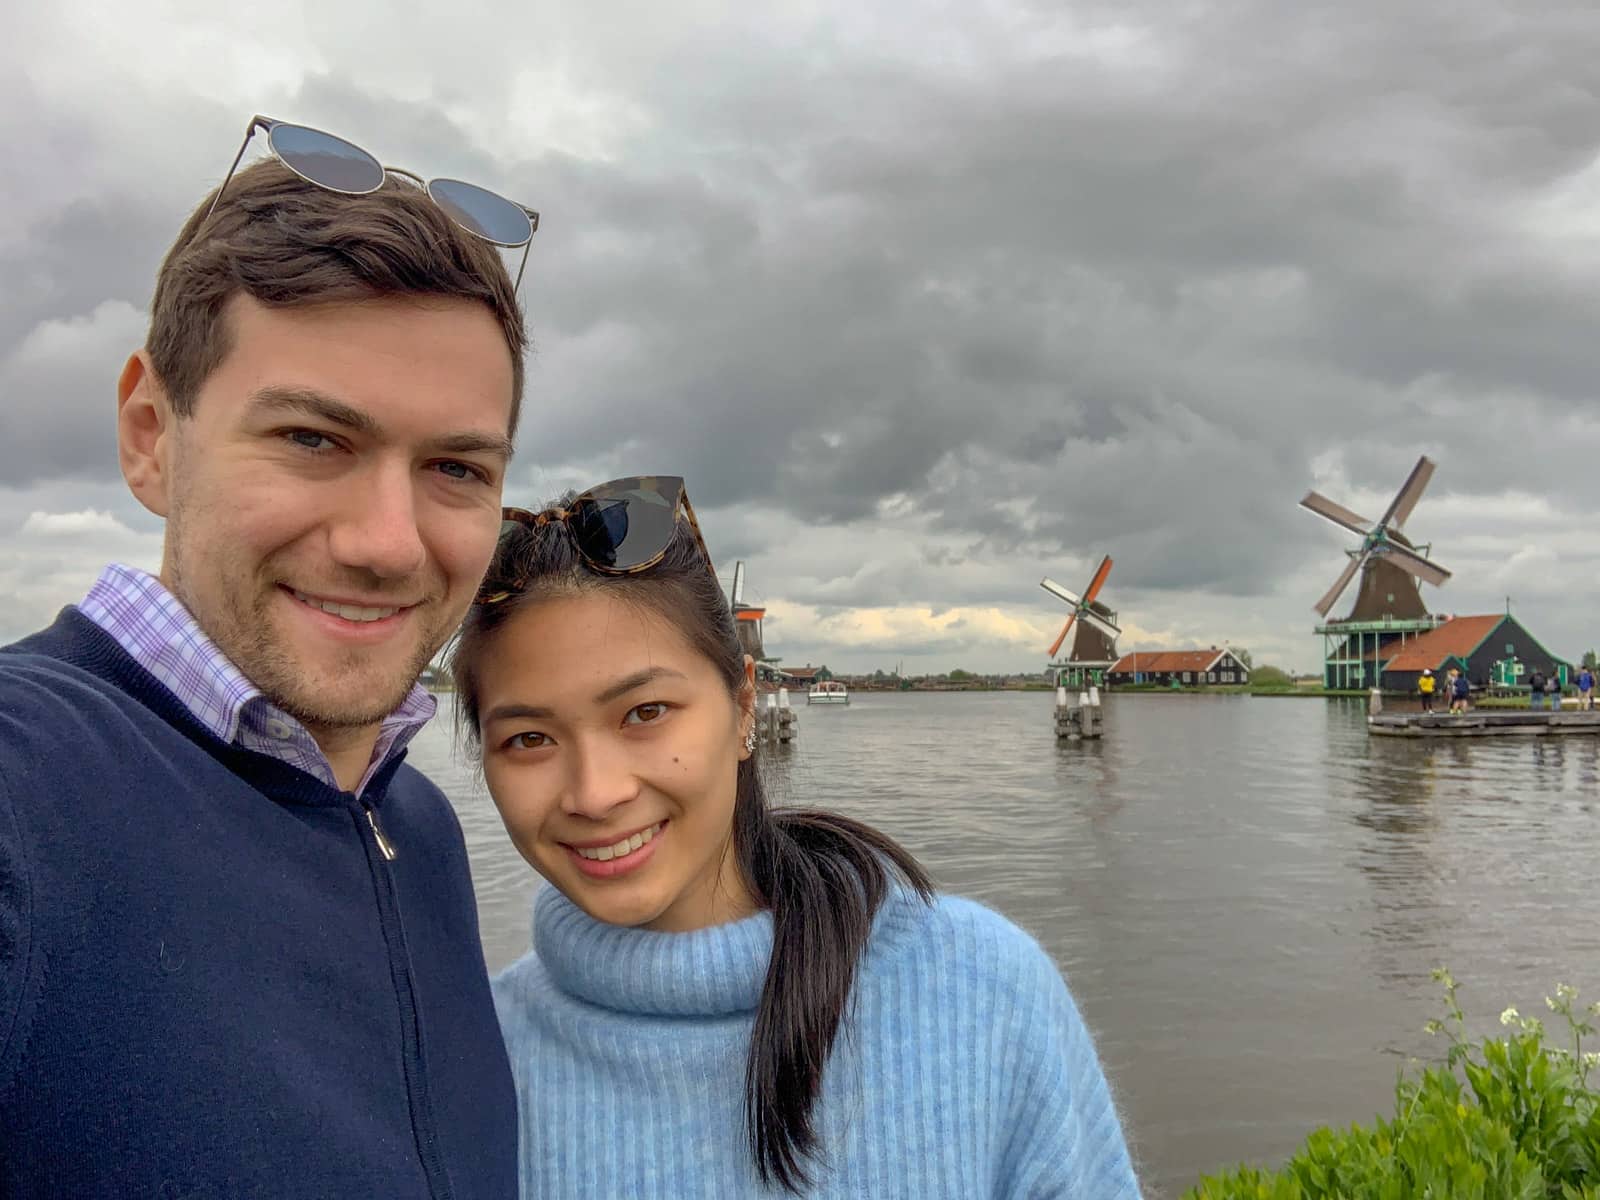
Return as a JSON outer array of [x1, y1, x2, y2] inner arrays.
[[475, 476, 714, 605]]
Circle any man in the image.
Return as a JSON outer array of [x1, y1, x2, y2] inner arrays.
[[1530, 667, 1547, 710], [1578, 665, 1594, 711], [0, 127, 529, 1197]]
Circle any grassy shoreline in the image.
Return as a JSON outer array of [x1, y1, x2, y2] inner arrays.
[[1187, 971, 1600, 1198]]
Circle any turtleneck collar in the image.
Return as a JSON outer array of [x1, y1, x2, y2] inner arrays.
[[533, 886, 775, 1017], [531, 881, 933, 1020]]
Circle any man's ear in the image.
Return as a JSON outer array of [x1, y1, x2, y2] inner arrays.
[[118, 351, 173, 518]]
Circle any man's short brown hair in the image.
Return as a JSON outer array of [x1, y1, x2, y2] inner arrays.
[[148, 159, 528, 436]]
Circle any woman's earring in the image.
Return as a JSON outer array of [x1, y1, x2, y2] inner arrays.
[[743, 726, 757, 755]]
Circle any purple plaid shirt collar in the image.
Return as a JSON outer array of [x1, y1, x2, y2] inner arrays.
[[79, 563, 437, 796]]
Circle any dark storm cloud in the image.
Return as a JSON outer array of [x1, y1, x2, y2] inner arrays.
[[449, 1, 1600, 613], [3, 0, 1599, 661]]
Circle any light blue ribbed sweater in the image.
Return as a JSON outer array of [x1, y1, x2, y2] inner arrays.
[[492, 885, 1142, 1198]]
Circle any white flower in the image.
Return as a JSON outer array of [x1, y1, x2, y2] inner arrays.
[[1501, 1007, 1520, 1026]]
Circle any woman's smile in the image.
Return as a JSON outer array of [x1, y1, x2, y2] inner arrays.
[[561, 820, 668, 879]]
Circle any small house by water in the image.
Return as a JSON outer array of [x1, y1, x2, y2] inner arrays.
[[775, 664, 833, 686], [1106, 648, 1251, 688], [1375, 612, 1570, 692]]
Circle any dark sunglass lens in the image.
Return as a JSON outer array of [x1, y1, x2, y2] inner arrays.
[[428, 178, 534, 245], [269, 124, 385, 193], [572, 482, 678, 571], [567, 499, 628, 568]]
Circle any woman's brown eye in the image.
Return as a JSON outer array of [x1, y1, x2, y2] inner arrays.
[[628, 703, 667, 724]]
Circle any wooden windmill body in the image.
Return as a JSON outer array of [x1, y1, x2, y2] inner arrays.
[[728, 561, 768, 663], [1300, 456, 1453, 690], [1041, 557, 1120, 688]]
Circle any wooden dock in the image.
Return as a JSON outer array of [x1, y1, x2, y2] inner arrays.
[[1055, 686, 1104, 740], [756, 689, 798, 746], [1369, 710, 1600, 738]]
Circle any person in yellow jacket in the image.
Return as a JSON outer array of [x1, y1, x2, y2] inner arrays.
[[1418, 668, 1436, 713]]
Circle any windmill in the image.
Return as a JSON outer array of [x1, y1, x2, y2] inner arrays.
[[1299, 455, 1452, 620], [728, 561, 768, 663], [1040, 556, 1120, 687], [1300, 455, 1453, 689]]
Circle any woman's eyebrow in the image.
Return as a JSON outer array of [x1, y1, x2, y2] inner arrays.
[[482, 701, 553, 723], [481, 668, 691, 725], [593, 667, 688, 706]]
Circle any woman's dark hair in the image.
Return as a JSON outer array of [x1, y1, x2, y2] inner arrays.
[[451, 495, 933, 1192]]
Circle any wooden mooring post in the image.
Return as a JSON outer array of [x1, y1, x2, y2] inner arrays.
[[1054, 684, 1103, 740], [758, 688, 798, 745]]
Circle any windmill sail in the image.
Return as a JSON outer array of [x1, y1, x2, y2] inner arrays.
[[1300, 455, 1451, 620], [1042, 556, 1119, 664]]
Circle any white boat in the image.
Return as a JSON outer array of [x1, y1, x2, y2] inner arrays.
[[806, 680, 850, 705]]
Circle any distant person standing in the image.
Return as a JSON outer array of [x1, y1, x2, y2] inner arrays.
[[1452, 669, 1472, 713], [1529, 668, 1546, 709], [1579, 666, 1595, 711], [1418, 668, 1436, 712], [1545, 669, 1562, 711]]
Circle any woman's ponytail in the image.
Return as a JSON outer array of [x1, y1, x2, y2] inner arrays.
[[735, 779, 932, 1192]]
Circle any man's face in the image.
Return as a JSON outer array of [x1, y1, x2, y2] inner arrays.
[[156, 295, 514, 731]]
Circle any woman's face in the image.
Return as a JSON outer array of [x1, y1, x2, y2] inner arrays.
[[475, 591, 758, 932]]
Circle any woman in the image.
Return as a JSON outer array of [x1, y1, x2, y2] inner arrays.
[[451, 476, 1141, 1199]]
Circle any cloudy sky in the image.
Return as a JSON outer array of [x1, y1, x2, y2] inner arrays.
[[3, 0, 1598, 675]]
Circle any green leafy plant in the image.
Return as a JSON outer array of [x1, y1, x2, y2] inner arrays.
[[1186, 970, 1600, 1199]]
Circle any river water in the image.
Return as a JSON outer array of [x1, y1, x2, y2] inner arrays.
[[409, 691, 1600, 1197]]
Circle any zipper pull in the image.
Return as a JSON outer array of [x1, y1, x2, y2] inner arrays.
[[363, 803, 397, 861]]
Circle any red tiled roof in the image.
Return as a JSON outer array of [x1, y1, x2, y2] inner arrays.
[[1378, 615, 1503, 673], [1110, 650, 1234, 674], [782, 667, 821, 680]]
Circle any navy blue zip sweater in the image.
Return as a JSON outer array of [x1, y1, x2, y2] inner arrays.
[[0, 609, 516, 1199]]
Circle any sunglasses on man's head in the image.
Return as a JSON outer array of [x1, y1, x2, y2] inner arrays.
[[476, 476, 714, 605], [209, 115, 541, 288]]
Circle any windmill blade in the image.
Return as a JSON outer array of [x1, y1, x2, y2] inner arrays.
[[1081, 555, 1114, 606], [730, 561, 746, 607], [1040, 578, 1082, 608], [1376, 541, 1451, 588], [1047, 614, 1078, 659], [1300, 491, 1373, 538], [1383, 455, 1436, 530], [1313, 553, 1365, 618], [1081, 608, 1120, 643]]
